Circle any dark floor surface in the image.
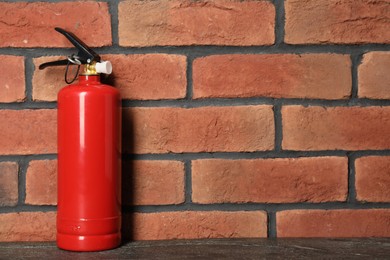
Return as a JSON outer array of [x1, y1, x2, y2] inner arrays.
[[1, 238, 389, 259]]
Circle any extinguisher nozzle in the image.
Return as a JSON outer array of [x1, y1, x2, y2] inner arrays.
[[95, 61, 112, 75]]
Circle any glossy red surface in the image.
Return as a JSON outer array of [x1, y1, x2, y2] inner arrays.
[[57, 75, 121, 251]]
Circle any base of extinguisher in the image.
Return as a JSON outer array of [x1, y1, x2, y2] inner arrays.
[[57, 232, 121, 252]]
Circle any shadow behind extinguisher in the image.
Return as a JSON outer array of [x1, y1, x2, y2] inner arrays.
[[101, 71, 136, 244]]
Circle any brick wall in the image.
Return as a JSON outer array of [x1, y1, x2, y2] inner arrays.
[[0, 0, 390, 241]]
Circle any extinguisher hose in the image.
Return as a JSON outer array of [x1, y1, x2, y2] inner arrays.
[[65, 61, 80, 84]]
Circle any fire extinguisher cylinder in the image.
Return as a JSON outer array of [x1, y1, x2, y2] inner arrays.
[[39, 28, 121, 252]]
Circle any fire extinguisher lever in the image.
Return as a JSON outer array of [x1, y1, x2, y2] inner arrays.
[[38, 27, 111, 84], [39, 27, 101, 69], [54, 27, 101, 64]]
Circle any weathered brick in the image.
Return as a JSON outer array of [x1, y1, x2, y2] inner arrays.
[[123, 106, 274, 154], [285, 0, 390, 44], [193, 54, 351, 99], [277, 209, 390, 237], [124, 211, 267, 240], [33, 54, 187, 101], [32, 56, 64, 102], [24, 159, 185, 206], [25, 160, 57, 205], [358, 52, 390, 99], [119, 0, 275, 46], [355, 156, 390, 202], [0, 162, 18, 206], [192, 157, 348, 204], [0, 56, 25, 102], [0, 212, 56, 241], [0, 110, 57, 155], [106, 54, 187, 100], [0, 2, 111, 47], [282, 106, 390, 151], [123, 160, 185, 205]]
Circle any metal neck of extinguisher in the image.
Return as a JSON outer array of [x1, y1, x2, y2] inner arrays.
[[38, 27, 112, 84]]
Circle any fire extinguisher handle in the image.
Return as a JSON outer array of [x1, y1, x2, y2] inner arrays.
[[54, 27, 101, 64], [38, 59, 70, 70], [38, 27, 112, 84]]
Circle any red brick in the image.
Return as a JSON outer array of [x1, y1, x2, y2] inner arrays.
[[282, 106, 390, 151], [285, 0, 390, 44], [24, 159, 185, 206], [33, 54, 187, 101], [0, 110, 57, 155], [118, 0, 275, 46], [0, 212, 56, 241], [32, 56, 65, 101], [106, 54, 187, 100], [355, 156, 390, 202], [25, 160, 57, 205], [277, 209, 390, 237], [193, 54, 351, 99], [0, 2, 111, 47], [358, 52, 390, 99], [123, 160, 185, 205], [123, 106, 274, 154], [124, 211, 267, 240], [192, 157, 348, 204], [0, 56, 25, 102], [0, 162, 18, 206]]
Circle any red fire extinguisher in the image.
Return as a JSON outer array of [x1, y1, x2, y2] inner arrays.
[[39, 28, 121, 251]]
